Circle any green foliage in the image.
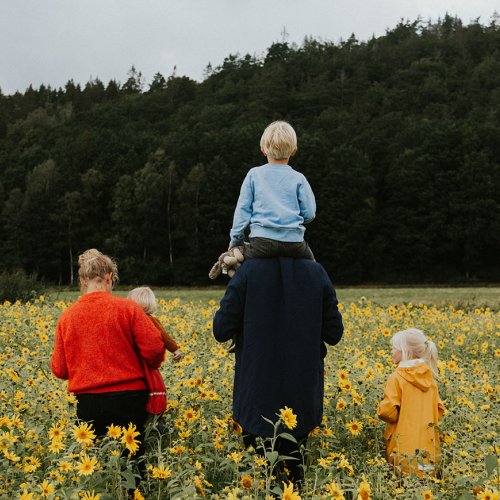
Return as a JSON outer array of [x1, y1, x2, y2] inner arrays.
[[0, 269, 43, 302], [0, 16, 498, 285]]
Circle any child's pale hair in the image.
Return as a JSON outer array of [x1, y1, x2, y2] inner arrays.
[[392, 328, 439, 378], [260, 121, 297, 160], [127, 286, 157, 314], [78, 249, 119, 289]]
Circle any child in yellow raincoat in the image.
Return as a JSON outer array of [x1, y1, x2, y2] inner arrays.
[[377, 328, 445, 476]]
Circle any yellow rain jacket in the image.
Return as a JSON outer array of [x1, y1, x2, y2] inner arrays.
[[377, 359, 444, 475]]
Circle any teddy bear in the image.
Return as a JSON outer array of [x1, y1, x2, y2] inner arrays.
[[208, 245, 246, 280]]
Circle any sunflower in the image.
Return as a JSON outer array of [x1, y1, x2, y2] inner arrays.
[[48, 439, 65, 453], [106, 424, 122, 439], [279, 406, 298, 430], [48, 424, 65, 441], [183, 408, 199, 424], [39, 481, 54, 498], [336, 398, 347, 411], [72, 422, 96, 446], [227, 451, 243, 463], [357, 477, 372, 500], [76, 454, 99, 476], [282, 481, 301, 500], [58, 461, 72, 472], [19, 490, 34, 500], [325, 481, 345, 499], [476, 490, 499, 500], [241, 475, 253, 490], [80, 491, 101, 500], [422, 490, 433, 500], [151, 464, 172, 479], [346, 419, 363, 436], [121, 423, 141, 455]]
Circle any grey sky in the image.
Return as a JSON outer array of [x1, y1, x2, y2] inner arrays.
[[0, 0, 498, 95]]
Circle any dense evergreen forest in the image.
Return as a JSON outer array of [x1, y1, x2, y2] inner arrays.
[[0, 16, 499, 285]]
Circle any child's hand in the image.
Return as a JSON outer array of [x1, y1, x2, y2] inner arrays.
[[172, 350, 183, 362]]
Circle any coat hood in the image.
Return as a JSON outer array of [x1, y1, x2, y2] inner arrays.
[[396, 359, 433, 391]]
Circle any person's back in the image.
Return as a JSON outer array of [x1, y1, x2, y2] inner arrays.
[[53, 291, 164, 394], [213, 257, 343, 437]]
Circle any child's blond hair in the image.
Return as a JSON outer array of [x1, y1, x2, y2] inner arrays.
[[260, 121, 297, 160], [392, 328, 439, 378], [78, 249, 118, 290], [127, 286, 157, 314]]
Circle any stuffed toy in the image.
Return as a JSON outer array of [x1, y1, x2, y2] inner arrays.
[[208, 245, 246, 279]]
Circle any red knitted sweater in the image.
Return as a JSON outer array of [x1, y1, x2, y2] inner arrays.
[[51, 292, 166, 394]]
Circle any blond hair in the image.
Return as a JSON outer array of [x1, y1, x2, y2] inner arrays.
[[78, 249, 119, 290], [127, 286, 157, 314], [391, 328, 439, 378], [260, 121, 297, 160]]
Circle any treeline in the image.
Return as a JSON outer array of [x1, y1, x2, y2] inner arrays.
[[0, 15, 499, 285]]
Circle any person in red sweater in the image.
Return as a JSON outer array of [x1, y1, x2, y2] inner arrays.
[[51, 249, 166, 440], [127, 286, 182, 418]]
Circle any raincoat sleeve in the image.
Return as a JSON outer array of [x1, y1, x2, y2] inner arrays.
[[213, 268, 246, 343], [51, 322, 69, 380], [377, 374, 401, 423]]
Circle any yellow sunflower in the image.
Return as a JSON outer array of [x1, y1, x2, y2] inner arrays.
[[279, 406, 298, 430]]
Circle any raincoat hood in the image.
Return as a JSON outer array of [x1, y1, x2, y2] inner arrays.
[[396, 359, 433, 391]]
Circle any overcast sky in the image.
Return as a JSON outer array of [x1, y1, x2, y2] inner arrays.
[[0, 0, 497, 95]]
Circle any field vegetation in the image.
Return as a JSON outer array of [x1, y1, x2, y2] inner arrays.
[[1, 290, 498, 498]]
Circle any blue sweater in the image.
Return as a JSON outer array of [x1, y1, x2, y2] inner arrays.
[[213, 258, 343, 438], [229, 164, 316, 247]]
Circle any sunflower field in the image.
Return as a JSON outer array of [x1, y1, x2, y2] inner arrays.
[[0, 295, 498, 499]]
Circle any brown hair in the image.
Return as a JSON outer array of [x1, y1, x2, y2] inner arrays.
[[78, 249, 119, 289]]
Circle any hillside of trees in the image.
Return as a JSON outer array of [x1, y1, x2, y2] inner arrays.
[[0, 15, 499, 285]]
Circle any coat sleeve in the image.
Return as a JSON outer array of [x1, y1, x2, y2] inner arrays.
[[51, 321, 69, 380], [150, 316, 179, 353], [131, 306, 166, 369], [321, 269, 344, 346], [377, 374, 401, 423], [213, 268, 246, 343]]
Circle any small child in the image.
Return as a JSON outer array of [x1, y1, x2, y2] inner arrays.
[[127, 287, 182, 418], [377, 328, 445, 476], [229, 120, 316, 260]]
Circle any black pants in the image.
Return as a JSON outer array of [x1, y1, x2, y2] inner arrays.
[[245, 237, 315, 260], [76, 390, 149, 438], [243, 432, 308, 485]]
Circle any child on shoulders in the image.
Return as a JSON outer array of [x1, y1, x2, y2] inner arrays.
[[229, 120, 316, 260]]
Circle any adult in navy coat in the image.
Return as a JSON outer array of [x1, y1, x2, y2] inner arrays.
[[213, 257, 343, 481]]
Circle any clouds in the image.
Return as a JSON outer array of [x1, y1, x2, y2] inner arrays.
[[0, 0, 497, 94]]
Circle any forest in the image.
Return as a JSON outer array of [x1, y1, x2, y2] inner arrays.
[[0, 15, 498, 285]]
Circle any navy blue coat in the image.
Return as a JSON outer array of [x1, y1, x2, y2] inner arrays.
[[213, 258, 344, 438]]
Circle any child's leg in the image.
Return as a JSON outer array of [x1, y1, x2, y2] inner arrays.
[[246, 238, 315, 260], [245, 237, 280, 259], [274, 240, 315, 260]]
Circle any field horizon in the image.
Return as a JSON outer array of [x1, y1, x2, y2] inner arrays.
[[46, 285, 500, 310]]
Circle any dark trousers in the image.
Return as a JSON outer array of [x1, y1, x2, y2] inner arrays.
[[76, 390, 149, 438], [243, 432, 308, 485], [245, 237, 315, 260], [76, 390, 149, 486]]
